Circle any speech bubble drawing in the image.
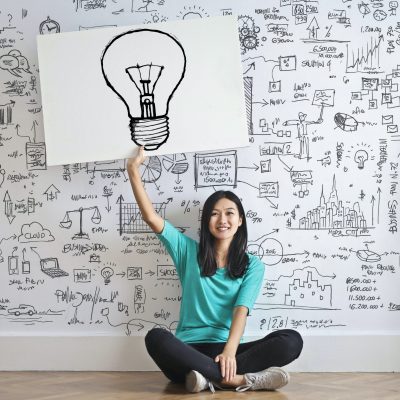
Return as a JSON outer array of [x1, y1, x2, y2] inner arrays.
[[0, 50, 30, 77]]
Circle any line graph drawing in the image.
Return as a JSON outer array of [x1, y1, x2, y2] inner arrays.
[[346, 35, 384, 73], [117, 195, 167, 234]]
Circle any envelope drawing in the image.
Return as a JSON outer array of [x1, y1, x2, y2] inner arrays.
[[382, 115, 394, 125], [387, 124, 399, 134]]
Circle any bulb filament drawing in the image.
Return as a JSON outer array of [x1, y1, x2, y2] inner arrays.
[[101, 29, 186, 150]]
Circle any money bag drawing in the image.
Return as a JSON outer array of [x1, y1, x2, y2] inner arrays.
[[101, 29, 187, 150]]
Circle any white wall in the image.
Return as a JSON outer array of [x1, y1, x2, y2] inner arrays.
[[0, 0, 399, 371]]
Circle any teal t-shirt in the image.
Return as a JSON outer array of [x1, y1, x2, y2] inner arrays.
[[157, 220, 265, 344]]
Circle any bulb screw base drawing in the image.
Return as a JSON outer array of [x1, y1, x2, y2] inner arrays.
[[130, 116, 169, 150]]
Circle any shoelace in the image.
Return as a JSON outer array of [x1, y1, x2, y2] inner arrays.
[[208, 381, 215, 393], [235, 374, 272, 392]]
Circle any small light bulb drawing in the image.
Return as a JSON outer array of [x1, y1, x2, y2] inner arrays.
[[101, 267, 114, 285], [101, 29, 186, 150], [354, 149, 369, 169]]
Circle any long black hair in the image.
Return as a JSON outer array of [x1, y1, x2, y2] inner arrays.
[[198, 191, 249, 279]]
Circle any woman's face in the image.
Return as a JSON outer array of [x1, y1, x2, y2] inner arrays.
[[208, 197, 243, 243]]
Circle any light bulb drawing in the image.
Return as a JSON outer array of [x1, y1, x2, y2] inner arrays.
[[354, 149, 369, 169], [101, 267, 114, 285], [60, 206, 101, 240], [101, 29, 186, 151]]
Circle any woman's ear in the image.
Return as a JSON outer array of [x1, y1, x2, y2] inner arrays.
[[238, 216, 243, 227]]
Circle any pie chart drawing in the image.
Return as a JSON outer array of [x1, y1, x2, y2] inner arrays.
[[356, 249, 381, 262], [140, 156, 162, 183], [162, 154, 189, 175]]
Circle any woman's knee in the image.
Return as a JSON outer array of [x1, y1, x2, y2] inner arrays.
[[282, 329, 303, 360], [145, 327, 170, 350]]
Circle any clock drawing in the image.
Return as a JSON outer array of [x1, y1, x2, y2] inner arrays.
[[39, 16, 60, 35]]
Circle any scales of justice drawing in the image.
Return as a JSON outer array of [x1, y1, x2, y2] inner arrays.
[[101, 29, 187, 151]]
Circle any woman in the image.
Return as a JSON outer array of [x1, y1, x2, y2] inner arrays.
[[127, 147, 303, 393]]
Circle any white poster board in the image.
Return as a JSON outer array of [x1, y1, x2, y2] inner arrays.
[[37, 16, 248, 165]]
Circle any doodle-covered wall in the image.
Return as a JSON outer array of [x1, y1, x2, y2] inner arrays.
[[1, 0, 399, 369]]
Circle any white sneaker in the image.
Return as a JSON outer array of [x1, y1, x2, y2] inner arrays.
[[236, 367, 289, 392], [185, 370, 215, 393]]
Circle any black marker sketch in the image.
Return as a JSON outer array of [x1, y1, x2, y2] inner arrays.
[[74, 268, 92, 283], [162, 154, 189, 184], [307, 16, 319, 39], [89, 254, 101, 263], [258, 182, 279, 209], [0, 234, 16, 263], [247, 230, 283, 266], [283, 111, 321, 160], [101, 307, 176, 336], [39, 16, 60, 35], [334, 112, 359, 131], [117, 195, 167, 234], [327, 9, 351, 26], [144, 12, 168, 24], [101, 266, 114, 285], [134, 285, 145, 312], [238, 15, 260, 54], [18, 222, 54, 243], [243, 77, 254, 135], [40, 258, 69, 278], [22, 9, 28, 19], [8, 247, 19, 274], [101, 29, 186, 150], [43, 184, 60, 201], [255, 267, 338, 311], [8, 304, 36, 316], [194, 151, 238, 189], [373, 9, 387, 21], [389, 1, 398, 15], [74, 0, 106, 12], [21, 248, 30, 274], [0, 100, 15, 125], [355, 245, 382, 262], [127, 267, 142, 280], [79, 25, 117, 31], [157, 264, 178, 280], [86, 159, 127, 181], [26, 122, 47, 171], [60, 206, 101, 240], [346, 35, 383, 73], [347, 143, 374, 169], [4, 191, 16, 224], [134, 0, 157, 13], [177, 5, 209, 19], [0, 50, 30, 78], [358, 1, 371, 17], [296, 175, 372, 236], [103, 186, 113, 212], [260, 159, 272, 173], [140, 156, 162, 183]]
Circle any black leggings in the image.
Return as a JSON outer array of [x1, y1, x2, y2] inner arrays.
[[145, 328, 303, 383]]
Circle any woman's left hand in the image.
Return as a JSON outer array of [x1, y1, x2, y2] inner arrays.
[[215, 351, 237, 382]]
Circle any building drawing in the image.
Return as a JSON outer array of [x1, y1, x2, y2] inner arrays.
[[299, 175, 368, 230]]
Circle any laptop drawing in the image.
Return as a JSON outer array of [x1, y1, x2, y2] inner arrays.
[[40, 258, 69, 278]]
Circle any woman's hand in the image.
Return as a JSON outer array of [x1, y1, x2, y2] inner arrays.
[[215, 351, 237, 383], [127, 146, 147, 172]]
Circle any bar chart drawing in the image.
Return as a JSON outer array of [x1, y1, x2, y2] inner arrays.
[[117, 196, 166, 234]]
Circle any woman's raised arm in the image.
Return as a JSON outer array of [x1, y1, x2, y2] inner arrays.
[[126, 146, 164, 234]]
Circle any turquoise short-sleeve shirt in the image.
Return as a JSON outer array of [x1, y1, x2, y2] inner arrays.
[[157, 221, 265, 343]]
